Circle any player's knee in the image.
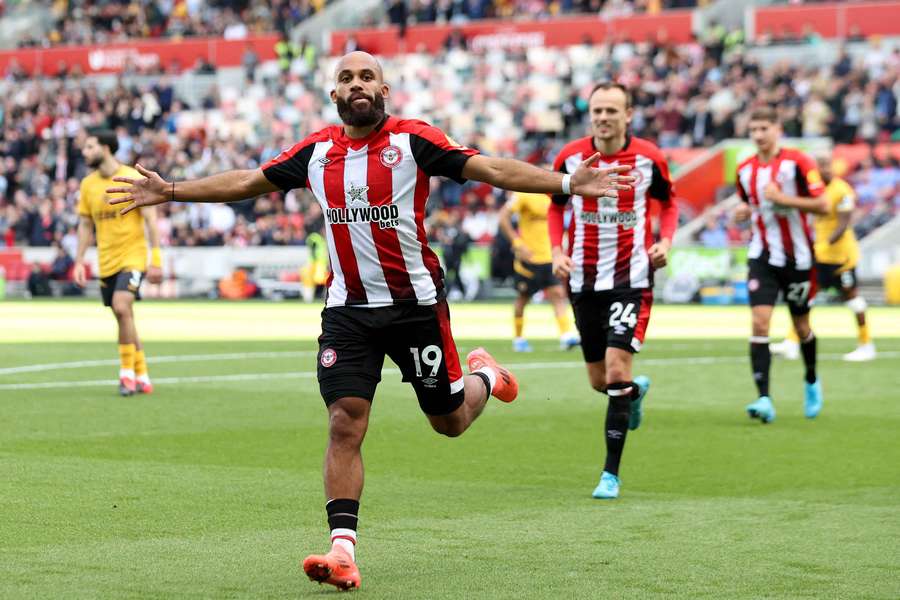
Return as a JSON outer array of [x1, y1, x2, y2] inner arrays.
[[328, 405, 367, 446], [430, 417, 465, 438], [111, 298, 132, 319], [846, 296, 867, 314]]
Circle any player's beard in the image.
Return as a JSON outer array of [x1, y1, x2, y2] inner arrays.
[[86, 155, 103, 169], [336, 92, 386, 127]]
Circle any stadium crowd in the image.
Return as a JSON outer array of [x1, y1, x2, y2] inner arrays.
[[1, 25, 898, 256], [15, 0, 331, 48]]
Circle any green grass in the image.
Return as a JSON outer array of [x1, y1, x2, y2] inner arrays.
[[1, 302, 899, 598]]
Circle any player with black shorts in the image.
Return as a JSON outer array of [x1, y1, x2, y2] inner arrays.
[[107, 52, 632, 591], [73, 129, 163, 397], [550, 82, 679, 500], [732, 107, 827, 423]]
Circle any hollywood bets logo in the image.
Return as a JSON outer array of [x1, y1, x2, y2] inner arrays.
[[326, 182, 400, 230]]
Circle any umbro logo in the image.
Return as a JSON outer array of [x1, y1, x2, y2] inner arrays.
[[318, 157, 332, 165]]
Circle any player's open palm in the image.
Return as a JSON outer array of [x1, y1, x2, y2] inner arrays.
[[570, 153, 635, 199], [106, 164, 169, 215]]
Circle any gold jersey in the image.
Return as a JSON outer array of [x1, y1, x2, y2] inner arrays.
[[508, 192, 552, 267], [78, 165, 148, 278], [814, 177, 859, 268]]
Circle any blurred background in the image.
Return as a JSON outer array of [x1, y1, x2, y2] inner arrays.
[[1, 0, 898, 306]]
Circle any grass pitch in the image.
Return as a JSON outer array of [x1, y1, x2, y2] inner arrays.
[[1, 301, 898, 599]]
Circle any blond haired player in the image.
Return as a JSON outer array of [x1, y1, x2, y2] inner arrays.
[[771, 153, 875, 361], [73, 129, 163, 396], [498, 190, 579, 352]]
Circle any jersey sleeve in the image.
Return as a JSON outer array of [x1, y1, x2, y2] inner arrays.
[[550, 150, 571, 206], [262, 140, 316, 191], [407, 122, 479, 184], [506, 192, 523, 215], [648, 152, 674, 202], [794, 152, 825, 198], [77, 180, 91, 218], [836, 181, 855, 212]]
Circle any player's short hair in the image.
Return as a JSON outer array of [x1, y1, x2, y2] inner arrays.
[[748, 107, 779, 124], [588, 82, 632, 108], [87, 128, 119, 155]]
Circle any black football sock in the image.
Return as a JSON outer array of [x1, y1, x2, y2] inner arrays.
[[603, 382, 633, 476], [750, 337, 771, 397], [326, 498, 359, 555], [800, 332, 817, 384]]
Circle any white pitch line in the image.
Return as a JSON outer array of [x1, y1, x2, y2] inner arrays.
[[0, 351, 318, 376], [1, 352, 896, 392]]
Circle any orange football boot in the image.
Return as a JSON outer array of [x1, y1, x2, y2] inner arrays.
[[302, 546, 361, 591], [136, 379, 154, 395], [466, 347, 518, 402], [118, 376, 135, 397]]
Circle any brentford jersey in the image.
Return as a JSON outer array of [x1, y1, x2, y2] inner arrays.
[[552, 135, 674, 293], [262, 116, 477, 308], [735, 148, 825, 270]]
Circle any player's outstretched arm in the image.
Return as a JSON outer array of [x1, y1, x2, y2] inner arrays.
[[461, 154, 634, 199], [107, 164, 280, 215]]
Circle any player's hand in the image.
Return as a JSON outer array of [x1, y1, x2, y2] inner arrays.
[[648, 239, 671, 269], [732, 203, 751, 222], [146, 265, 163, 285], [763, 182, 784, 204], [570, 154, 634, 199], [106, 164, 170, 215], [73, 261, 87, 287], [551, 247, 573, 280]]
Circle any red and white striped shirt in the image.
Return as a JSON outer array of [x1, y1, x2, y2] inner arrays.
[[735, 148, 825, 270], [262, 116, 477, 308], [551, 135, 675, 293]]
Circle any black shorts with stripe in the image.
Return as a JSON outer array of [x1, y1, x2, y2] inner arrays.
[[816, 262, 857, 292], [570, 287, 653, 362], [316, 300, 465, 416], [513, 260, 559, 296], [100, 270, 143, 307]]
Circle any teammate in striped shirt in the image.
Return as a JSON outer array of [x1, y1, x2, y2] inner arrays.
[[731, 107, 828, 424], [107, 51, 633, 591], [549, 82, 679, 500]]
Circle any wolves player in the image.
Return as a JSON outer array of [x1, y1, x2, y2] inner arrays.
[[549, 83, 679, 499], [108, 52, 633, 591], [74, 129, 163, 396], [771, 152, 875, 361], [498, 190, 580, 352], [732, 107, 827, 423]]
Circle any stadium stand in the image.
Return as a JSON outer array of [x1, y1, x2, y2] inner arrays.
[[0, 0, 898, 297]]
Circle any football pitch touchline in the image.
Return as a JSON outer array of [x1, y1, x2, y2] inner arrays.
[[0, 351, 318, 376], [1, 352, 897, 391]]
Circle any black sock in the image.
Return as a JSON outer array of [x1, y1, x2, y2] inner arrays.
[[326, 498, 359, 532], [471, 370, 492, 399], [800, 332, 817, 384], [750, 339, 771, 397], [603, 382, 633, 476]]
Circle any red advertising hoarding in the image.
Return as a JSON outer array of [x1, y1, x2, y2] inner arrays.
[[753, 1, 900, 39], [0, 35, 279, 76], [331, 12, 694, 57]]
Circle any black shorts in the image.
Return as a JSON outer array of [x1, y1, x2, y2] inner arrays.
[[816, 262, 857, 292], [571, 287, 653, 362], [513, 260, 559, 296], [317, 300, 465, 416], [100, 269, 143, 307], [747, 258, 816, 316]]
